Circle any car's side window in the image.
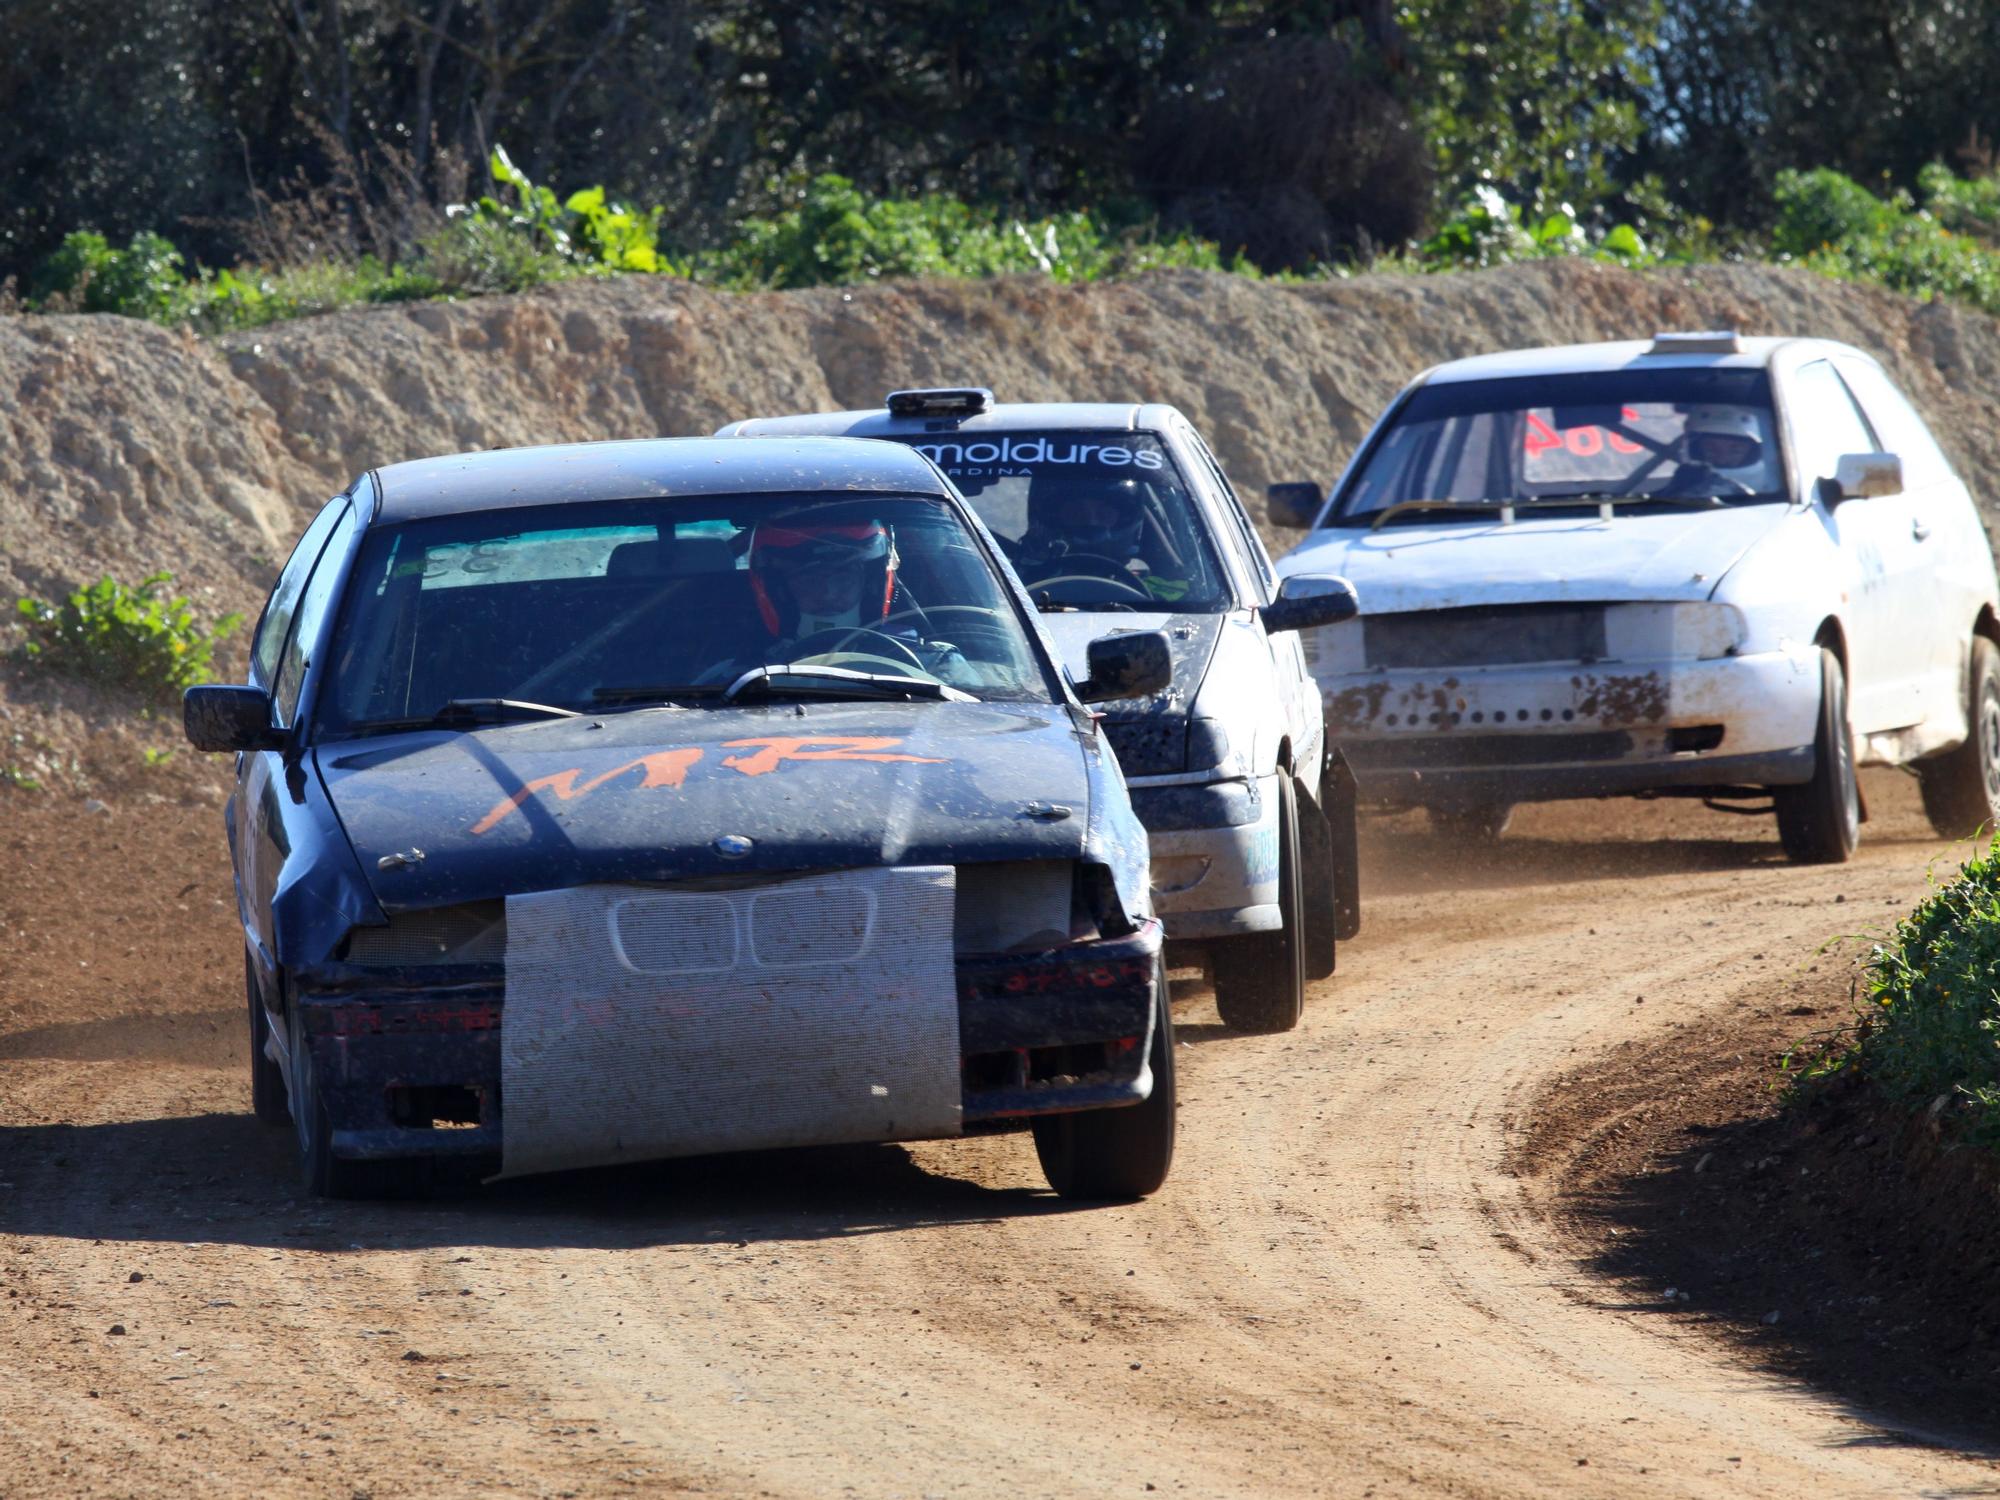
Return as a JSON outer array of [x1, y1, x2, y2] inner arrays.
[[1790, 359, 1881, 495], [274, 506, 359, 726], [251, 497, 349, 691], [1833, 358, 1955, 490], [1183, 426, 1275, 602]]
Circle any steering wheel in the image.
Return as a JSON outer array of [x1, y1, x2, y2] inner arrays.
[[1025, 570, 1154, 604], [786, 626, 930, 673], [873, 604, 1016, 656]]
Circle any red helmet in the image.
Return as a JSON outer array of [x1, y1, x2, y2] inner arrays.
[[746, 515, 899, 636]]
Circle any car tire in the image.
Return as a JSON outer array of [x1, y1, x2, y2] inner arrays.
[[1918, 637, 2000, 839], [1428, 803, 1514, 842], [1210, 774, 1305, 1034], [289, 1000, 428, 1200], [1297, 780, 1338, 981], [246, 953, 290, 1126], [1775, 647, 1860, 864], [1032, 963, 1176, 1200]]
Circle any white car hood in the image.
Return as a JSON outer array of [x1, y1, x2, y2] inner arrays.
[[1279, 504, 1794, 611]]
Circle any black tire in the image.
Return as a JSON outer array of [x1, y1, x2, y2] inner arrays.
[[289, 1000, 429, 1199], [1775, 647, 1860, 864], [1210, 773, 1305, 1034], [246, 953, 290, 1125], [1428, 802, 1514, 842], [1918, 637, 2000, 839], [1297, 782, 1338, 981], [1032, 965, 1176, 1200]]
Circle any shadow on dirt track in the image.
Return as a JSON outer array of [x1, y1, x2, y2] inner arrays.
[[0, 1113, 1099, 1252]]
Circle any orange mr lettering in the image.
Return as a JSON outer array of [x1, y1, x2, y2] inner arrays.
[[720, 736, 946, 777], [470, 747, 704, 835]]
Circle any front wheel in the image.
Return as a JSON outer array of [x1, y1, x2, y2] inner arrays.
[[1032, 965, 1176, 1200], [1918, 637, 2000, 838], [246, 954, 290, 1125], [1210, 775, 1305, 1033], [1774, 647, 1859, 864]]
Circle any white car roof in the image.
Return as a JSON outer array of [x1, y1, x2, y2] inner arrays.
[[1421, 336, 1872, 385], [716, 402, 1185, 438]]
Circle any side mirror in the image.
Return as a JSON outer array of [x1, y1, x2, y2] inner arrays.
[[1266, 482, 1325, 530], [184, 685, 281, 753], [1827, 452, 1903, 504], [1078, 630, 1173, 703], [1261, 574, 1360, 635]]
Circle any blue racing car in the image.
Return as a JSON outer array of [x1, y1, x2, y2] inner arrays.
[[184, 436, 1176, 1200]]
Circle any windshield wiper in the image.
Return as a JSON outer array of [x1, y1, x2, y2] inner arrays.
[[723, 664, 974, 704], [1368, 494, 1728, 532], [590, 684, 729, 705], [340, 697, 581, 736]]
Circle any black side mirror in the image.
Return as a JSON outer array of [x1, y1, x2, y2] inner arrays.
[[1266, 482, 1325, 531], [184, 685, 281, 752], [1261, 574, 1360, 635], [1078, 630, 1173, 704]]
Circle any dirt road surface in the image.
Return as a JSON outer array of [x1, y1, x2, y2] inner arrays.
[[4, 770, 1996, 1498]]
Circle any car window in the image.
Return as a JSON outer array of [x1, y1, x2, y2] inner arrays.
[[1789, 359, 1880, 492], [315, 494, 1054, 735], [1182, 425, 1272, 602], [275, 505, 359, 725], [1331, 367, 1785, 523], [1832, 358, 1954, 490], [251, 497, 348, 690], [891, 429, 1233, 612]]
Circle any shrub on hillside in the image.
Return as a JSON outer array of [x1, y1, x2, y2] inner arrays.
[[1828, 843, 2000, 1147], [15, 573, 241, 701], [30, 230, 187, 319], [1772, 166, 2000, 317]]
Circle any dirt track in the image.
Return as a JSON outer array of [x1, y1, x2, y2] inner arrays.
[[4, 770, 1996, 1498]]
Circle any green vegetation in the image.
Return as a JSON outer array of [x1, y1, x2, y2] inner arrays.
[[15, 573, 243, 702], [1800, 844, 2000, 1149], [1772, 166, 2000, 318]]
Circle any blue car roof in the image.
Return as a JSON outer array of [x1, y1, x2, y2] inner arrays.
[[369, 436, 953, 523]]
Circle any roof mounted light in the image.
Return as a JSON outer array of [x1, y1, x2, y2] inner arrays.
[[1644, 330, 1742, 356], [886, 387, 993, 418]]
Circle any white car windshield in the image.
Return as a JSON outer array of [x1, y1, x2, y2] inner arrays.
[[1331, 368, 1786, 524], [315, 493, 1054, 737], [897, 429, 1233, 612]]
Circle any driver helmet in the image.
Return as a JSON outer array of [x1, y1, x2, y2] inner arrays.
[[746, 514, 898, 638], [1028, 477, 1148, 559], [1680, 405, 1765, 472]]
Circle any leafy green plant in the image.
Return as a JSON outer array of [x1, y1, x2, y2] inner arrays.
[[140, 746, 175, 767], [0, 765, 42, 791], [15, 572, 243, 701], [1414, 186, 1653, 270], [30, 230, 187, 319], [1819, 842, 2000, 1147]]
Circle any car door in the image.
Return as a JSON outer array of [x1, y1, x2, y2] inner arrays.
[[1834, 355, 1980, 728], [1178, 424, 1323, 783], [239, 500, 357, 987], [235, 497, 350, 989], [1787, 357, 1925, 734]]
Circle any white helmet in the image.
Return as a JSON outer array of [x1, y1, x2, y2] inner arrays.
[[1681, 405, 1765, 469]]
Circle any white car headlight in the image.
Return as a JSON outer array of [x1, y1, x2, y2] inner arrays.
[[1601, 603, 1745, 662]]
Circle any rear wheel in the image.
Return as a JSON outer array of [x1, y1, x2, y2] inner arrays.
[[1032, 965, 1176, 1200], [1918, 637, 2000, 839], [1428, 802, 1514, 842], [1775, 647, 1859, 864], [246, 954, 290, 1125], [1211, 774, 1305, 1034]]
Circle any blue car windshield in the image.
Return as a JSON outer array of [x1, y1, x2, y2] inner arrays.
[[891, 429, 1234, 612], [1330, 368, 1785, 524], [315, 494, 1055, 735]]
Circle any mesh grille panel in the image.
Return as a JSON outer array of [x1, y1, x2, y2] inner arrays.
[[610, 893, 738, 974]]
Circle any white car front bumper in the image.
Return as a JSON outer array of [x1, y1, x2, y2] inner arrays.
[[1317, 645, 1824, 806], [1124, 771, 1284, 940]]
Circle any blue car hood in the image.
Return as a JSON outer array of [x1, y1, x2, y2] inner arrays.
[[316, 699, 1097, 911]]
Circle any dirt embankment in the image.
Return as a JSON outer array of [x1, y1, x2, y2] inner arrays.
[[9, 260, 2000, 623]]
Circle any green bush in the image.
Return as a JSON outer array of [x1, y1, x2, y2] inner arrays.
[[1769, 165, 2000, 318], [15, 572, 242, 701], [1414, 186, 1653, 270], [30, 230, 187, 319], [702, 173, 1230, 289], [1833, 843, 2000, 1147]]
